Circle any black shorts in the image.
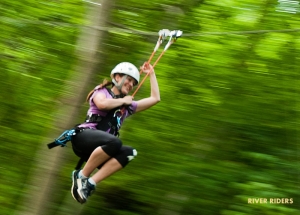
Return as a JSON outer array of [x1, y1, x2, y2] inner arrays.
[[71, 128, 137, 167]]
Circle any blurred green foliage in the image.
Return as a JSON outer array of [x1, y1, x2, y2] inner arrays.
[[0, 0, 299, 214]]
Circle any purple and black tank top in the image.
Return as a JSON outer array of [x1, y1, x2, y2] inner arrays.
[[78, 87, 137, 131]]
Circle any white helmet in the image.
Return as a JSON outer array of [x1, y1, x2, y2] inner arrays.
[[110, 62, 140, 84]]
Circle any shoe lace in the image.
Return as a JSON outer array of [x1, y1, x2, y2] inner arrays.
[[82, 179, 95, 197]]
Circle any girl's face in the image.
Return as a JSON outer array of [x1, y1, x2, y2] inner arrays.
[[116, 75, 137, 95]]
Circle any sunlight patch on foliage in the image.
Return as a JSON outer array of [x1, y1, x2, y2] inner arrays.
[[255, 33, 293, 59]]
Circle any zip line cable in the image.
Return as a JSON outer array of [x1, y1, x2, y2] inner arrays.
[[1, 17, 300, 37], [183, 28, 300, 36]]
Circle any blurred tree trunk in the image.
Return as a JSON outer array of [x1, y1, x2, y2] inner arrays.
[[16, 0, 114, 214]]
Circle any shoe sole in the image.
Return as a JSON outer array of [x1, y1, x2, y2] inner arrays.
[[71, 171, 82, 203]]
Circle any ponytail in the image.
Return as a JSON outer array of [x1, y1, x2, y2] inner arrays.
[[86, 79, 113, 102]]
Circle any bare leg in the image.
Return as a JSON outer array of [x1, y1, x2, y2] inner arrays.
[[82, 147, 110, 177], [91, 158, 122, 184]]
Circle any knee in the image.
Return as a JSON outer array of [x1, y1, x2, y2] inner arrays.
[[124, 146, 137, 162], [121, 146, 138, 161], [114, 146, 137, 167]]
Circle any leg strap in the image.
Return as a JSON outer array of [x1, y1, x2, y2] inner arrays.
[[75, 158, 85, 170]]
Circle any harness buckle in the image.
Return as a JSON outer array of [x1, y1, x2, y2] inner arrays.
[[113, 109, 122, 129], [55, 129, 76, 147], [47, 128, 76, 149]]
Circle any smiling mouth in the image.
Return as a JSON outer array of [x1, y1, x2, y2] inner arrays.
[[123, 87, 130, 93]]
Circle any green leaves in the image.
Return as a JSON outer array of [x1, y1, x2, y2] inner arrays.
[[0, 0, 299, 214], [255, 33, 293, 59]]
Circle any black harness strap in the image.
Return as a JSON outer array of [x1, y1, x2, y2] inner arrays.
[[106, 87, 123, 99], [75, 158, 85, 170]]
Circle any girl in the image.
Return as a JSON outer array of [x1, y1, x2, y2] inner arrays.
[[70, 61, 160, 204]]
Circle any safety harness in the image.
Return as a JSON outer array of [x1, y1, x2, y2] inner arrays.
[[47, 87, 132, 169]]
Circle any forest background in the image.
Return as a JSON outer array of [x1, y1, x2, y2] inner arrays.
[[0, 0, 299, 215]]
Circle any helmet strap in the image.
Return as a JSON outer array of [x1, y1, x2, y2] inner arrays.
[[112, 75, 128, 95]]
